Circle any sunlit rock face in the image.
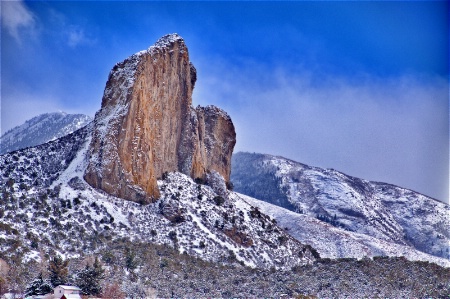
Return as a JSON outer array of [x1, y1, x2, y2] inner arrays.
[[85, 34, 236, 203]]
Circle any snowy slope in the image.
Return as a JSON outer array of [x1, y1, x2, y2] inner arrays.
[[236, 192, 449, 267], [0, 128, 316, 270], [0, 112, 92, 154], [231, 152, 450, 260]]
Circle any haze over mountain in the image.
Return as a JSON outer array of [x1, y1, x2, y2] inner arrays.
[[0, 112, 92, 155], [232, 152, 450, 263]]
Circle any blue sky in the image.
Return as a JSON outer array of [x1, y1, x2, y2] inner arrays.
[[1, 1, 448, 203]]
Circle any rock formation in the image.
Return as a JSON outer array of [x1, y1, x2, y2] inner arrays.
[[84, 34, 236, 203]]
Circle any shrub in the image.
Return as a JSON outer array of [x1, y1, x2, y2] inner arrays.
[[195, 177, 206, 185], [213, 196, 225, 206], [73, 197, 81, 205], [6, 179, 14, 189], [168, 231, 177, 242], [199, 241, 206, 248], [278, 235, 288, 245]]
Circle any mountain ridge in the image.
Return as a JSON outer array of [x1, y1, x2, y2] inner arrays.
[[231, 151, 450, 261], [0, 112, 92, 155]]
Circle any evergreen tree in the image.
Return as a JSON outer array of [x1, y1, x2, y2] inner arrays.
[[48, 255, 68, 287], [24, 273, 52, 296], [76, 258, 104, 296], [24, 275, 41, 297], [125, 249, 138, 272]]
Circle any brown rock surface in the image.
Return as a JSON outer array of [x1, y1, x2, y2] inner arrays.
[[84, 34, 236, 203]]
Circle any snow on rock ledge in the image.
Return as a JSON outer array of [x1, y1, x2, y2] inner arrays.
[[84, 34, 236, 203]]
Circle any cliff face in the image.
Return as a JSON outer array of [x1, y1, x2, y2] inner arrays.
[[84, 34, 236, 203]]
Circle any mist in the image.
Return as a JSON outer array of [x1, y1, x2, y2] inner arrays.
[[193, 61, 449, 203]]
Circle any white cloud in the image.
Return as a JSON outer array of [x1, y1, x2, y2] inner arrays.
[[193, 60, 449, 203], [67, 26, 92, 48], [1, 0, 36, 42], [46, 9, 94, 48]]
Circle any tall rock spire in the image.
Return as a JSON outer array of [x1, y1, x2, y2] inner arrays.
[[84, 34, 236, 203]]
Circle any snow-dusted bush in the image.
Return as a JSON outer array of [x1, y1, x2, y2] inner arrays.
[[206, 171, 228, 198]]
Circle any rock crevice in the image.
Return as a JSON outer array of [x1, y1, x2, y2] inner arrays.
[[84, 34, 236, 203]]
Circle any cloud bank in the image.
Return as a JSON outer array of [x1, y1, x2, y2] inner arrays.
[[1, 0, 36, 42], [194, 60, 449, 203]]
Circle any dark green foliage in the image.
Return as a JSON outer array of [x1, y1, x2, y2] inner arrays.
[[125, 249, 138, 271], [170, 213, 185, 224], [194, 177, 206, 185], [0, 223, 19, 235], [7, 239, 449, 298], [6, 178, 15, 189], [76, 257, 104, 296], [48, 255, 68, 287], [304, 244, 321, 259], [73, 197, 81, 205], [160, 258, 169, 269], [316, 214, 343, 228], [25, 273, 52, 296], [101, 251, 115, 264], [249, 207, 262, 218], [213, 196, 225, 206], [278, 235, 288, 245], [168, 231, 177, 242], [19, 183, 29, 191]]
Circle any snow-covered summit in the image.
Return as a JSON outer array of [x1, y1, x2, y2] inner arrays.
[[106, 33, 185, 84], [149, 33, 184, 53], [238, 192, 450, 267], [231, 152, 450, 261], [0, 112, 92, 155]]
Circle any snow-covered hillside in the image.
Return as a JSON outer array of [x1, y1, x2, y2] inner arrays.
[[0, 128, 316, 270], [231, 152, 450, 261], [0, 112, 92, 154], [0, 123, 448, 298], [236, 193, 449, 267]]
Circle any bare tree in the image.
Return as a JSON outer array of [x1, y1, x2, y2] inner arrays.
[[101, 282, 126, 299], [6, 258, 27, 298], [0, 259, 9, 296]]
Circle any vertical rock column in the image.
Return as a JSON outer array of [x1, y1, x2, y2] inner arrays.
[[84, 34, 236, 203]]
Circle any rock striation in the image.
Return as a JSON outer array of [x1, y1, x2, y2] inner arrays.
[[84, 34, 236, 203]]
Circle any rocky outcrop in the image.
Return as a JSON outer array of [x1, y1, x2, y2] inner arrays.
[[84, 34, 236, 203]]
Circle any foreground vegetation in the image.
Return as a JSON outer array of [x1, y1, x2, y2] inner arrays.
[[1, 239, 448, 298]]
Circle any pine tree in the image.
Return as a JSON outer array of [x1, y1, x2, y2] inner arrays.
[[76, 257, 104, 296], [125, 249, 138, 272], [25, 274, 42, 297], [25, 272, 52, 296], [48, 255, 68, 287]]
